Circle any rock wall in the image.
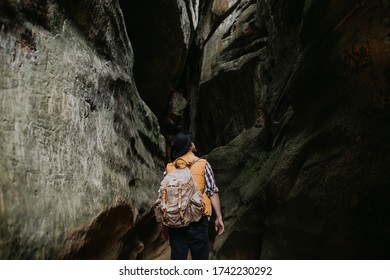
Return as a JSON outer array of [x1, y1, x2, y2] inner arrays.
[[195, 0, 267, 154], [0, 0, 165, 259], [256, 0, 390, 259], [204, 0, 390, 259]]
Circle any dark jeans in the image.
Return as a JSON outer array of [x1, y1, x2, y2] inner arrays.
[[168, 216, 209, 260]]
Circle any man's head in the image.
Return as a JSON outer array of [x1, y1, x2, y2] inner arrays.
[[171, 132, 194, 159]]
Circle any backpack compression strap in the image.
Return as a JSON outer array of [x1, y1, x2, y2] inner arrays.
[[178, 186, 185, 224], [162, 188, 167, 221]]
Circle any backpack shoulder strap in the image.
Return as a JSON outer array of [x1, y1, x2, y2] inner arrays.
[[173, 158, 191, 169]]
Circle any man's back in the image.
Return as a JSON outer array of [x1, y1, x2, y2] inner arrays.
[[166, 152, 211, 216]]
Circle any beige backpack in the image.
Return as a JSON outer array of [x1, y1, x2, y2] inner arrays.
[[154, 161, 204, 227]]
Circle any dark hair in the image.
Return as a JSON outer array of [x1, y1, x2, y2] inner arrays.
[[171, 132, 192, 159]]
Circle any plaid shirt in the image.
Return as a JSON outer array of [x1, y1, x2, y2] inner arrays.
[[204, 161, 219, 197], [163, 161, 219, 197]]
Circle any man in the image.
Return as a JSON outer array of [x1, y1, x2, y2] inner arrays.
[[164, 132, 224, 260]]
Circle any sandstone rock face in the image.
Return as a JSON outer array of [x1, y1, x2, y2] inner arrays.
[[0, 0, 165, 259], [204, 0, 390, 259], [194, 0, 267, 154], [205, 127, 267, 259], [256, 0, 390, 259]]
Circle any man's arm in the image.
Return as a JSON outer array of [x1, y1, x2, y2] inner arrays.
[[210, 192, 224, 235], [204, 161, 224, 235]]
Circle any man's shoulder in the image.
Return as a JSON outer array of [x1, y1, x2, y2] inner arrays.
[[165, 162, 176, 174], [192, 158, 207, 168]]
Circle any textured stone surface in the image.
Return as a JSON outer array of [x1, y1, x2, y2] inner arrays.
[[195, 0, 267, 154], [0, 0, 165, 259], [190, 0, 390, 259], [205, 127, 268, 259], [256, 0, 390, 259]]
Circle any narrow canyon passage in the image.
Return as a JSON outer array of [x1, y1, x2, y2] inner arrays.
[[0, 0, 389, 260]]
